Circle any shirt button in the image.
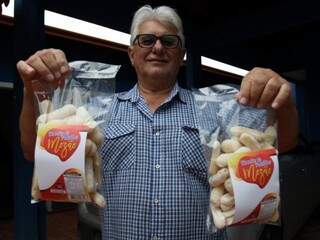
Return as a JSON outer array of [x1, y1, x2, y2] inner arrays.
[[154, 199, 159, 204], [155, 164, 160, 169], [152, 236, 159, 240], [155, 131, 160, 136]]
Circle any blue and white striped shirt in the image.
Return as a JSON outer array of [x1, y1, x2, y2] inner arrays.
[[100, 84, 226, 240]]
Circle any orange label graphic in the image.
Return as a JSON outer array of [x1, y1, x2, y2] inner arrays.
[[236, 150, 275, 188], [41, 126, 82, 161]]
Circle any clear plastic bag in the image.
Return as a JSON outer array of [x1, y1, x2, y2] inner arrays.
[[192, 85, 280, 231], [31, 61, 120, 208]]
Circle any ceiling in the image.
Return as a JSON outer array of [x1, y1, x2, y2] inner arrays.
[[44, 0, 320, 82]]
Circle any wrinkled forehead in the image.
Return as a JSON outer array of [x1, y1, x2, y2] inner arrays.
[[138, 19, 178, 35]]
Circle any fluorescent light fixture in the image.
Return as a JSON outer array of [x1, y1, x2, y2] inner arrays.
[[1, 3, 247, 76], [1, 0, 14, 17], [201, 56, 248, 77], [1, 3, 130, 46], [0, 81, 13, 89], [45, 10, 130, 46]]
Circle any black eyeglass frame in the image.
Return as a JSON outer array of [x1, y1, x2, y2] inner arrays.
[[133, 34, 182, 49]]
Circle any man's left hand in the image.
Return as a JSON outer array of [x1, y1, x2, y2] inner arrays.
[[236, 67, 293, 109]]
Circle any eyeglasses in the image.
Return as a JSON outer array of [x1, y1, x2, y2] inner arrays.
[[133, 34, 182, 49]]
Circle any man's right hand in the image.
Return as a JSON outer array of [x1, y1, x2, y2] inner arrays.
[[17, 49, 70, 161], [16, 48, 70, 93]]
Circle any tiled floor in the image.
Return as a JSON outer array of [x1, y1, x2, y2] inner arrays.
[[47, 209, 78, 240], [0, 208, 78, 240], [2, 206, 320, 240]]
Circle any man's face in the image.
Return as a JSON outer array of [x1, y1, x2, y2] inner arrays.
[[128, 20, 185, 84]]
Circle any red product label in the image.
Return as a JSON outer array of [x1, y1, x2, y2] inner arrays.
[[41, 126, 87, 161], [237, 192, 278, 224], [40, 168, 83, 201], [40, 172, 68, 200], [236, 149, 276, 188]]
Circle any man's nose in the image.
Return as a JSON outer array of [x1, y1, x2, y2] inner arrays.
[[152, 39, 164, 52]]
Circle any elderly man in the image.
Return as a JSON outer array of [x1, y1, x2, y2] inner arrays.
[[17, 5, 298, 240]]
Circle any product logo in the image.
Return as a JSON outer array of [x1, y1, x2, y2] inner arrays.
[[42, 127, 81, 161], [237, 152, 274, 188]]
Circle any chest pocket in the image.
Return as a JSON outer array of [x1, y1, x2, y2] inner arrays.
[[181, 123, 208, 180], [102, 122, 135, 172]]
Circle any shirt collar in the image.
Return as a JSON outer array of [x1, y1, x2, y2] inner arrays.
[[117, 83, 187, 104], [117, 84, 140, 103]]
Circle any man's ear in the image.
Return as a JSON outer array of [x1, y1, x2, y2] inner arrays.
[[128, 46, 135, 66]]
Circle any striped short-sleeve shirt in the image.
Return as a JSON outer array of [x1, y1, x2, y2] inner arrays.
[[100, 84, 226, 240]]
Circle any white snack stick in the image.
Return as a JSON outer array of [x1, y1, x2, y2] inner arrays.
[[46, 119, 67, 125], [209, 168, 229, 187], [210, 186, 225, 208], [211, 140, 221, 158], [269, 209, 280, 222], [208, 158, 219, 176], [92, 152, 101, 167], [234, 146, 251, 153], [85, 139, 98, 157], [221, 139, 241, 153], [264, 126, 277, 146], [222, 208, 235, 218], [88, 127, 104, 148], [239, 133, 261, 150], [211, 206, 226, 229], [224, 178, 234, 195], [92, 153, 102, 185], [65, 115, 86, 125], [260, 142, 275, 150], [31, 174, 41, 200], [208, 141, 221, 176], [86, 120, 99, 129], [220, 202, 234, 211], [216, 153, 232, 168], [85, 157, 95, 194], [61, 107, 99, 130], [220, 193, 235, 207], [37, 104, 77, 124], [75, 106, 99, 129], [226, 216, 234, 226], [230, 126, 265, 142], [90, 192, 106, 208], [76, 106, 94, 123]]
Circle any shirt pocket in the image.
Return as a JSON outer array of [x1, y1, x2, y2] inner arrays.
[[102, 122, 135, 172], [181, 123, 208, 180]]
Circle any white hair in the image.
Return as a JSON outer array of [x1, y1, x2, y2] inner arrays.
[[130, 5, 185, 48]]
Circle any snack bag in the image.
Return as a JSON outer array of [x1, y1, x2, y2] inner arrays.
[[31, 61, 120, 208], [192, 85, 280, 231]]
